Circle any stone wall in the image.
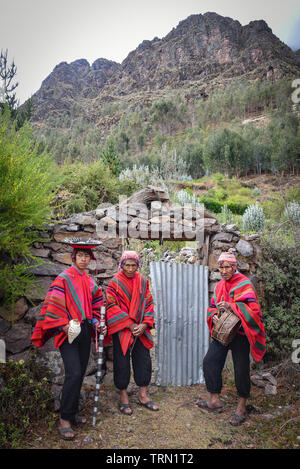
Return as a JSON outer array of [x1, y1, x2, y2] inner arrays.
[[0, 187, 262, 407]]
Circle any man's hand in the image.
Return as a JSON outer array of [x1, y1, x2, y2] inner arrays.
[[129, 323, 147, 337], [212, 315, 218, 325], [62, 324, 69, 335], [95, 321, 107, 336], [217, 301, 232, 311]]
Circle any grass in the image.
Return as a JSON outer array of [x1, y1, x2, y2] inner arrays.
[[19, 360, 300, 450]]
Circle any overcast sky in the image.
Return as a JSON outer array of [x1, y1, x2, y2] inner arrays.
[[1, 0, 300, 104]]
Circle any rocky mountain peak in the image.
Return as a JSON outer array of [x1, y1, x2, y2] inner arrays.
[[30, 11, 300, 124]]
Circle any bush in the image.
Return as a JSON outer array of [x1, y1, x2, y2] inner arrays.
[[242, 203, 265, 232], [0, 110, 56, 256], [55, 159, 120, 217], [284, 201, 300, 226], [0, 358, 54, 448], [0, 110, 56, 314], [257, 238, 300, 360]]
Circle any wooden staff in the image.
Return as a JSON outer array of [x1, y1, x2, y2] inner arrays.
[[92, 306, 105, 427]]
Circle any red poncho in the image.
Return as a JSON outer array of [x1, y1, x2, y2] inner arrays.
[[31, 265, 104, 348], [105, 271, 155, 355], [207, 272, 266, 362]]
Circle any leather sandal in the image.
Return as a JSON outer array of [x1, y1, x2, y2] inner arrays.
[[58, 426, 75, 440], [229, 413, 246, 426], [138, 399, 159, 411], [196, 399, 223, 413], [119, 403, 133, 415]]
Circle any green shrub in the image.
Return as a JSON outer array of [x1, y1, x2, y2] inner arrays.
[[257, 238, 300, 361], [0, 110, 55, 256], [0, 358, 54, 448], [198, 196, 248, 215], [0, 110, 56, 314], [55, 159, 120, 217]]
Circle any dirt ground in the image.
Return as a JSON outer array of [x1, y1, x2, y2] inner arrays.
[[24, 365, 300, 450]]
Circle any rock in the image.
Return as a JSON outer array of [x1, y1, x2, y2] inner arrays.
[[224, 224, 241, 234], [235, 239, 254, 257], [31, 248, 51, 258], [36, 340, 65, 385], [43, 241, 65, 252], [54, 224, 80, 232], [53, 231, 93, 243], [25, 303, 42, 324], [238, 260, 250, 271], [96, 253, 116, 271], [68, 214, 96, 226], [212, 240, 234, 250], [27, 260, 66, 276], [0, 297, 29, 322], [52, 252, 72, 265], [51, 384, 63, 412], [149, 215, 172, 225], [251, 375, 266, 388], [4, 322, 32, 354], [0, 317, 11, 335], [187, 256, 197, 264], [245, 234, 260, 241], [95, 209, 106, 220], [8, 348, 32, 363], [261, 372, 277, 386], [211, 232, 233, 243], [210, 271, 222, 281], [265, 384, 277, 395]]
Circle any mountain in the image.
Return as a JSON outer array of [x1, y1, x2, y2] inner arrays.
[[30, 12, 300, 130]]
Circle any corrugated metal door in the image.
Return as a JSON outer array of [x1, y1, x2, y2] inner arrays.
[[150, 261, 209, 386]]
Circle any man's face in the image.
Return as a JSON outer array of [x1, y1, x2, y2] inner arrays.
[[122, 260, 138, 278], [218, 261, 235, 281], [75, 250, 91, 271]]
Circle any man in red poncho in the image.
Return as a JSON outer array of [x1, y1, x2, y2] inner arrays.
[[31, 239, 107, 440], [198, 252, 266, 426], [105, 251, 159, 415]]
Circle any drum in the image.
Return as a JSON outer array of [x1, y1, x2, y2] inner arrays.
[[211, 307, 241, 346]]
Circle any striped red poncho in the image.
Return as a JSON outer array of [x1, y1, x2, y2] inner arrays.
[[105, 271, 155, 355], [31, 265, 104, 348], [207, 272, 266, 362]]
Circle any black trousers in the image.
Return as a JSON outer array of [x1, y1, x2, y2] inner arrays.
[[59, 321, 91, 421], [203, 334, 251, 398], [112, 333, 152, 390]]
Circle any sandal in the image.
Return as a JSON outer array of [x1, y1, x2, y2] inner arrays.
[[58, 426, 75, 440], [229, 413, 246, 426], [119, 403, 133, 415], [138, 399, 159, 411], [196, 399, 223, 413]]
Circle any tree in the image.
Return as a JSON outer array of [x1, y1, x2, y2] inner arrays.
[[0, 49, 33, 129], [203, 128, 250, 177], [100, 139, 121, 176], [0, 49, 18, 111]]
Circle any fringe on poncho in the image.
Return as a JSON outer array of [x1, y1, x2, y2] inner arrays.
[[31, 266, 104, 348], [105, 271, 154, 355], [207, 272, 266, 362]]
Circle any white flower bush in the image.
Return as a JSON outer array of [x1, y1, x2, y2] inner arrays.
[[174, 189, 197, 206], [284, 201, 300, 226], [119, 164, 160, 186], [242, 203, 265, 232]]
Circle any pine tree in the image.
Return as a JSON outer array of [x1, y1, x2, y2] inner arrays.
[[0, 49, 19, 111]]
